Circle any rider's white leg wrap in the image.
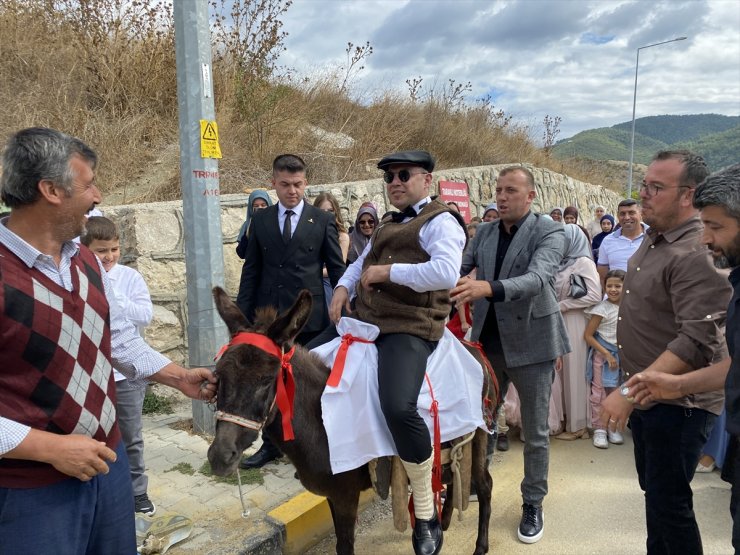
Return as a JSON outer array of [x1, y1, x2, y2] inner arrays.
[[402, 453, 434, 520]]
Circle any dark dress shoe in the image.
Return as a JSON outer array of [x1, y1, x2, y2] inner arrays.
[[412, 511, 443, 555], [497, 432, 510, 452], [239, 443, 282, 469]]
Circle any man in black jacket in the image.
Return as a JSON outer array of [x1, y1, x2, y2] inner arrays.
[[236, 154, 345, 468]]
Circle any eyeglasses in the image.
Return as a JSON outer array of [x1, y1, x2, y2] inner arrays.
[[358, 219, 375, 227], [639, 183, 692, 197], [382, 169, 428, 184]]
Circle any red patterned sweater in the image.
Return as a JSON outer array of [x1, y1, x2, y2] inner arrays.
[[0, 243, 120, 488]]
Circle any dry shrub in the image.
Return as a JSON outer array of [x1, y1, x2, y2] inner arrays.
[[0, 0, 622, 204]]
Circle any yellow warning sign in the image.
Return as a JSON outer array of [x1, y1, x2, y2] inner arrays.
[[200, 120, 222, 159]]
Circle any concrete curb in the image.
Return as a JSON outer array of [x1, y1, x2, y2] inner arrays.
[[240, 514, 284, 555], [244, 490, 376, 555]]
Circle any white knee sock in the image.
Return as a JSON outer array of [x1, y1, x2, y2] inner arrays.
[[402, 453, 434, 520]]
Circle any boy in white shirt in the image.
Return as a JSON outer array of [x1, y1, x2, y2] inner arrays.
[[81, 216, 156, 515]]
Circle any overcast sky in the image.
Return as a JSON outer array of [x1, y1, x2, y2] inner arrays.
[[277, 0, 740, 139]]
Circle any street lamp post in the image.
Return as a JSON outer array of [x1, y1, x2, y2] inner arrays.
[[627, 36, 687, 197]]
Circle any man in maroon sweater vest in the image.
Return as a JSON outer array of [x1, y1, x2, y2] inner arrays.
[[0, 127, 217, 554]]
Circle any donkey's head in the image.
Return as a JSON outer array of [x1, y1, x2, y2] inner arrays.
[[206, 286, 313, 476]]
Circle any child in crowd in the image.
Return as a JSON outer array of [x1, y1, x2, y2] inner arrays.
[[583, 269, 626, 449], [81, 216, 156, 514]]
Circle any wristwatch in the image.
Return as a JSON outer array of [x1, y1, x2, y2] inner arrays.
[[620, 385, 635, 404]]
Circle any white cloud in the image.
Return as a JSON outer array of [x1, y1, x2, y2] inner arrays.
[[277, 0, 740, 138]]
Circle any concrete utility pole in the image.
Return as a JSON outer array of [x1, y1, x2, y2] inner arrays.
[[174, 1, 227, 434]]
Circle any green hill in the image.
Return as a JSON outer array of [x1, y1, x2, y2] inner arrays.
[[554, 114, 740, 171], [612, 114, 740, 144], [674, 125, 740, 170]]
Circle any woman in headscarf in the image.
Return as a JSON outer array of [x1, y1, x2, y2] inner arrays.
[[591, 214, 615, 261], [347, 205, 379, 264], [549, 207, 563, 222], [236, 190, 272, 259], [586, 205, 606, 239], [563, 206, 591, 239], [563, 206, 578, 225], [552, 224, 602, 439], [482, 203, 499, 222]]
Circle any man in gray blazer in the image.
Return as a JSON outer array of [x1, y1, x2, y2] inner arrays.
[[451, 166, 569, 544]]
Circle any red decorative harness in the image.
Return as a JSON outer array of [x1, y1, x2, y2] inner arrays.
[[326, 334, 375, 387], [214, 332, 297, 441]]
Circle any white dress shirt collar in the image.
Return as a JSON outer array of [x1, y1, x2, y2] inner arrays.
[[412, 196, 432, 215], [278, 200, 304, 218]]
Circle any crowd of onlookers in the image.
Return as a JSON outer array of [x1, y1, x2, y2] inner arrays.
[[492, 203, 639, 450], [233, 189, 663, 455], [247, 192, 728, 473]]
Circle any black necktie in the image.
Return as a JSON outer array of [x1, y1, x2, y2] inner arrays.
[[282, 210, 294, 243], [390, 205, 417, 223]]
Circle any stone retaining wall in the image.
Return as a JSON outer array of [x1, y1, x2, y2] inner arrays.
[[104, 164, 623, 364]]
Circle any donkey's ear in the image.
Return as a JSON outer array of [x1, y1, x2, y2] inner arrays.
[[266, 289, 312, 347], [213, 286, 250, 336]]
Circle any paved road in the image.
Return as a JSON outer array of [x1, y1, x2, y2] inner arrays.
[[307, 430, 733, 554], [141, 406, 305, 555]]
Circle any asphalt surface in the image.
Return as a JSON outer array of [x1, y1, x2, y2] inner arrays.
[[143, 402, 733, 554], [307, 430, 734, 555]]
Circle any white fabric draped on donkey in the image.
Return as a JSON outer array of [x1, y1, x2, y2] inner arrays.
[[312, 317, 488, 474]]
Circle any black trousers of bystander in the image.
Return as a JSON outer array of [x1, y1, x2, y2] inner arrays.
[[630, 404, 716, 555]]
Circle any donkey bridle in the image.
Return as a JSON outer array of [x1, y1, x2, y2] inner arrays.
[[213, 331, 297, 439]]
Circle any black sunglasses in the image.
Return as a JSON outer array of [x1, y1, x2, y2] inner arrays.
[[382, 169, 428, 184]]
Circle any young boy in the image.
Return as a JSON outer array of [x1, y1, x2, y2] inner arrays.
[[81, 216, 156, 515]]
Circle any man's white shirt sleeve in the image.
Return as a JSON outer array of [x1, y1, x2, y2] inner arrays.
[[102, 259, 169, 387], [337, 211, 465, 295]]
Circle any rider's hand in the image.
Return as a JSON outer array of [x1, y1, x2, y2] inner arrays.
[[330, 286, 351, 324]]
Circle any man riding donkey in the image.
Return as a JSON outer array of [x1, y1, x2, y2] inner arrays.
[[312, 150, 468, 555]]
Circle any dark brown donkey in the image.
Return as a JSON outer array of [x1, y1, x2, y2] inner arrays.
[[207, 287, 492, 555]]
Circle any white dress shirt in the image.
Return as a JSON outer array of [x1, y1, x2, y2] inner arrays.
[[107, 263, 154, 381], [278, 200, 304, 239], [0, 218, 169, 456], [338, 197, 466, 297]]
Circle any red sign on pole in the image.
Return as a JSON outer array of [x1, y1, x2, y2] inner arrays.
[[439, 181, 471, 223]]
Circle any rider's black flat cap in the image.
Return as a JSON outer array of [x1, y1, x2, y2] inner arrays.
[[377, 150, 435, 172]]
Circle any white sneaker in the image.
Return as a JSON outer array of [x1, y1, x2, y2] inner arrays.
[[593, 430, 608, 449], [608, 430, 624, 445]]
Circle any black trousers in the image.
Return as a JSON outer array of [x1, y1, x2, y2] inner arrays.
[[630, 405, 716, 555], [306, 327, 436, 462]]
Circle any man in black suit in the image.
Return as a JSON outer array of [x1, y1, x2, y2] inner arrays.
[[237, 154, 345, 468]]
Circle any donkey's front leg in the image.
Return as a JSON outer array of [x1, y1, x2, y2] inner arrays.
[[472, 429, 492, 555], [327, 490, 360, 555]]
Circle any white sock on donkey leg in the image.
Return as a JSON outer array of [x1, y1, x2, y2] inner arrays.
[[402, 453, 434, 520]]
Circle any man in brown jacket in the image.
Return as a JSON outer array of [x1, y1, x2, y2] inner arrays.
[[329, 150, 466, 555], [602, 150, 732, 554]]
